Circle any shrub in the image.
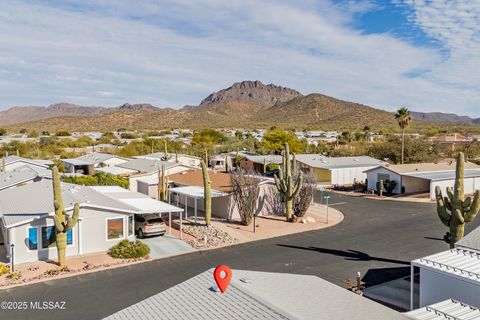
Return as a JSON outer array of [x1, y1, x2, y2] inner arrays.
[[44, 266, 70, 277], [108, 240, 150, 259], [6, 271, 22, 280], [0, 263, 9, 275], [293, 171, 317, 218], [230, 170, 261, 226], [383, 179, 398, 194]]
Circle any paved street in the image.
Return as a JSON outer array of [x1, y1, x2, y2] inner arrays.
[[1, 192, 478, 320]]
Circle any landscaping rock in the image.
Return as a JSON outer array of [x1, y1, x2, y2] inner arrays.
[[182, 224, 238, 248], [306, 217, 316, 223]]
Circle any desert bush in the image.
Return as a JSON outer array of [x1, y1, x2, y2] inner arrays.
[[108, 240, 150, 259], [383, 179, 398, 194], [230, 170, 261, 225], [44, 266, 70, 277], [6, 271, 22, 280], [293, 171, 317, 218]]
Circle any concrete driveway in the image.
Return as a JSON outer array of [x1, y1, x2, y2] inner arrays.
[[140, 234, 195, 259]]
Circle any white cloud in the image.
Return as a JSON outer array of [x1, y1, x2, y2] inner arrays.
[[0, 0, 478, 116]]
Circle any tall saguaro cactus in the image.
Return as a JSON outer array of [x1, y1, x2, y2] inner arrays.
[[436, 152, 480, 248], [158, 165, 169, 201], [274, 143, 303, 222], [1, 157, 5, 173], [201, 159, 212, 225], [52, 166, 79, 266]]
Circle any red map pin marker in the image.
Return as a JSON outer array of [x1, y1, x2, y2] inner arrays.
[[213, 265, 232, 293]]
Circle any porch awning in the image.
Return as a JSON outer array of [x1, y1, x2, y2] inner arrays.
[[169, 186, 230, 199]]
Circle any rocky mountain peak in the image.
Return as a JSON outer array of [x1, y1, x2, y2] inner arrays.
[[199, 80, 303, 107]]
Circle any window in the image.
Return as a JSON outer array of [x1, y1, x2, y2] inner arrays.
[[42, 226, 56, 249], [378, 173, 390, 182], [66, 229, 73, 245], [107, 218, 124, 240], [28, 228, 37, 250], [128, 215, 134, 237]]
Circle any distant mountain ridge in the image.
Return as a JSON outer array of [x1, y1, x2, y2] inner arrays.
[[2, 80, 479, 131], [411, 111, 480, 124]]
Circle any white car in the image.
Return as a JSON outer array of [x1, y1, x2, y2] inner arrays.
[[134, 214, 166, 238]]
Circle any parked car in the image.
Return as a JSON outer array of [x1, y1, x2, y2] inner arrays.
[[134, 214, 166, 238]]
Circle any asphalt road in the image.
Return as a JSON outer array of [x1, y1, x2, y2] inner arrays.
[[1, 192, 478, 320]]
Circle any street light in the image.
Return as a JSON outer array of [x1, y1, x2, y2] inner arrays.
[[324, 195, 331, 224], [10, 243, 15, 272]]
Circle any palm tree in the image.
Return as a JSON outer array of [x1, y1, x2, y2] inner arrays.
[[394, 107, 411, 164], [363, 125, 371, 144]]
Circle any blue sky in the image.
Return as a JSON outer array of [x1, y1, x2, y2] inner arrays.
[[0, 0, 479, 115]]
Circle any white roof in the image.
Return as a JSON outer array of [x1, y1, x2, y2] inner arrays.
[[105, 269, 408, 320], [118, 198, 183, 213], [91, 186, 183, 213], [403, 169, 480, 182], [296, 155, 383, 169], [407, 299, 480, 320], [412, 248, 480, 284], [169, 186, 230, 198], [96, 166, 137, 176]]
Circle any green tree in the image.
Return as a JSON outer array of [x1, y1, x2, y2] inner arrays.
[[394, 107, 412, 164], [0, 128, 6, 136], [262, 129, 304, 154]]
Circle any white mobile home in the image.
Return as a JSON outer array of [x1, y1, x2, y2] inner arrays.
[[296, 155, 383, 186], [366, 162, 480, 199], [0, 181, 183, 265]]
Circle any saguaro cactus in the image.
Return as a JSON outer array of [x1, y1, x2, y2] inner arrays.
[[161, 140, 171, 161], [1, 157, 5, 173], [274, 143, 303, 222], [436, 152, 480, 248], [201, 159, 212, 225], [52, 166, 79, 267], [158, 165, 169, 201]]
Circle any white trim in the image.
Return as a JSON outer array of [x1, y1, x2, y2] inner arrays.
[[105, 216, 125, 241], [127, 214, 134, 237]]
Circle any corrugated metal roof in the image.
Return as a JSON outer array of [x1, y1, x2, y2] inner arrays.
[[407, 299, 480, 320], [403, 169, 480, 182], [296, 155, 383, 169], [367, 161, 480, 174], [412, 248, 480, 283]]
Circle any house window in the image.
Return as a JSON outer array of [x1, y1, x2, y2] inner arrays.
[[39, 226, 73, 250], [128, 215, 134, 237], [378, 173, 390, 182], [66, 229, 73, 245], [41, 226, 56, 249], [107, 218, 124, 240], [28, 227, 37, 250]]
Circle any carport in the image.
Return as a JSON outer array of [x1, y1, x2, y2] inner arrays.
[[403, 169, 480, 200], [117, 197, 186, 240], [169, 186, 230, 223]]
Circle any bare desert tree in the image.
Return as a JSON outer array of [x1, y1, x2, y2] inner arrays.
[[293, 171, 317, 218], [230, 170, 261, 226]]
